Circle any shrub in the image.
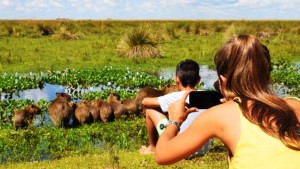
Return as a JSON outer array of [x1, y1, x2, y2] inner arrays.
[[52, 27, 84, 40], [116, 29, 161, 58], [36, 24, 54, 36]]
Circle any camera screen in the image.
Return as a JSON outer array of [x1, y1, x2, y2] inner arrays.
[[189, 91, 223, 109]]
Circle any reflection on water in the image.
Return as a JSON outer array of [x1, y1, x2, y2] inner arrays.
[[0, 83, 107, 102]]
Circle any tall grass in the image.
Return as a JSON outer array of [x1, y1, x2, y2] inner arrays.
[[0, 20, 299, 74], [116, 28, 161, 58]]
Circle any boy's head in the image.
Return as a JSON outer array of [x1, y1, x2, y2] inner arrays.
[[175, 59, 200, 88]]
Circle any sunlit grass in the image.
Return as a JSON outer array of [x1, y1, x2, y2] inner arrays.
[[0, 20, 299, 74], [0, 145, 228, 169]]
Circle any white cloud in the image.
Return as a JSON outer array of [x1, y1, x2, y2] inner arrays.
[[140, 2, 156, 12], [0, 0, 299, 19], [160, 0, 196, 6], [235, 0, 300, 9], [0, 0, 10, 6], [124, 0, 132, 11], [67, 0, 116, 12], [8, 0, 65, 12], [49, 0, 65, 8]]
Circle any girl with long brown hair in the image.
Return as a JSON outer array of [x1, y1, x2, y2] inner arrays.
[[154, 35, 300, 168]]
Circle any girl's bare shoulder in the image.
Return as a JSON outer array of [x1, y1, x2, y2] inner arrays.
[[195, 101, 241, 133], [201, 101, 239, 119]]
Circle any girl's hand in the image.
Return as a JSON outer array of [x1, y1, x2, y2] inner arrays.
[[168, 90, 198, 124]]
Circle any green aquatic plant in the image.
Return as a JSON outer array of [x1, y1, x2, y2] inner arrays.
[[271, 61, 300, 97]]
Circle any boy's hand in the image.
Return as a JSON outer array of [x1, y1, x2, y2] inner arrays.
[[168, 90, 198, 125]]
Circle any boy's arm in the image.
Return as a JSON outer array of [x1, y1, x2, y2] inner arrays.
[[142, 97, 160, 108]]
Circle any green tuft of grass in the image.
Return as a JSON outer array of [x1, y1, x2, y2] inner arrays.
[[116, 28, 161, 59]]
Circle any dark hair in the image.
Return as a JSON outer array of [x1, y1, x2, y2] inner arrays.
[[214, 35, 300, 150], [176, 59, 200, 88]]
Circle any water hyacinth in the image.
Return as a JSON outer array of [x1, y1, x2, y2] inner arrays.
[[1, 67, 175, 96]]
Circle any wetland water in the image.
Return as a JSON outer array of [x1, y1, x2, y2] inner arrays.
[[2, 63, 299, 102], [0, 66, 219, 102]]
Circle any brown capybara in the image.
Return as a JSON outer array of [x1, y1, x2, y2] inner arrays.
[[161, 84, 178, 94], [107, 92, 129, 119], [48, 93, 75, 127], [121, 98, 138, 117], [74, 101, 100, 124], [91, 98, 114, 122], [74, 101, 93, 124], [89, 104, 100, 122], [135, 84, 179, 113], [13, 104, 41, 130]]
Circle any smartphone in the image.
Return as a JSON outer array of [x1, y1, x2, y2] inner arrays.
[[189, 91, 223, 109]]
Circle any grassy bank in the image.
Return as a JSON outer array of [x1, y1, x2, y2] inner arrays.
[[0, 118, 228, 168], [0, 149, 228, 169], [0, 20, 299, 74]]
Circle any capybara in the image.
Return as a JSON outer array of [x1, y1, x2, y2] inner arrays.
[[48, 93, 75, 127], [13, 104, 41, 130], [107, 92, 129, 119], [135, 84, 179, 113], [74, 100, 100, 124], [121, 98, 138, 117], [89, 104, 100, 122], [91, 98, 114, 122]]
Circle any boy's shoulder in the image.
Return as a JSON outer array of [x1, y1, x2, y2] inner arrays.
[[163, 90, 186, 96]]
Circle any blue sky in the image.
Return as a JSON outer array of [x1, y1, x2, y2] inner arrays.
[[0, 0, 299, 20]]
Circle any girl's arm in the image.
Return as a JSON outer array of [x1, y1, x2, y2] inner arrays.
[[154, 90, 219, 165]]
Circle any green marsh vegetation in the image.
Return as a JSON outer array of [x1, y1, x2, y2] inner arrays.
[[0, 20, 299, 73], [0, 20, 299, 168]]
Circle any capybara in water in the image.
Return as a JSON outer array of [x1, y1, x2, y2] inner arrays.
[[135, 84, 179, 113], [91, 98, 114, 122], [48, 93, 75, 127], [13, 104, 41, 130], [107, 92, 129, 119]]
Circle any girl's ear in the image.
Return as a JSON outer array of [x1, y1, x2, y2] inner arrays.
[[220, 75, 226, 83], [218, 75, 226, 91], [219, 75, 235, 100]]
